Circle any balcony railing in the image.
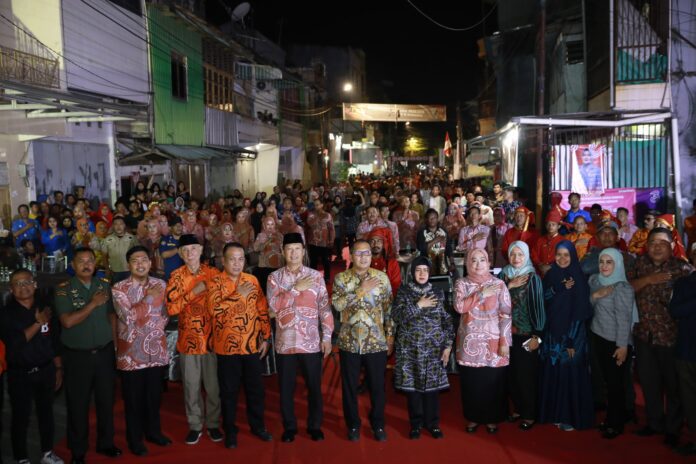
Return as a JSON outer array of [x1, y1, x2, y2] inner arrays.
[[615, 0, 668, 84], [0, 45, 59, 88]]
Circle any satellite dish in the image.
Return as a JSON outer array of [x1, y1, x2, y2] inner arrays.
[[231, 2, 250, 22]]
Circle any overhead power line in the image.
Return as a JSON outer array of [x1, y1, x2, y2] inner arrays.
[[406, 0, 497, 32]]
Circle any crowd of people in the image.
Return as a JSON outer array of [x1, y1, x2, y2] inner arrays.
[[0, 174, 695, 464]]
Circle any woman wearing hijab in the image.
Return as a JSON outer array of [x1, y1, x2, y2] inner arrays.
[[393, 256, 454, 439], [250, 201, 266, 235], [539, 240, 594, 431], [589, 247, 636, 439], [500, 241, 546, 430], [454, 248, 512, 434], [252, 216, 284, 294]]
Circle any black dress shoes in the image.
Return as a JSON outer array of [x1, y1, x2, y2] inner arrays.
[[252, 429, 273, 442], [308, 429, 325, 441], [408, 427, 421, 440], [347, 428, 360, 442], [602, 428, 622, 439], [428, 427, 444, 439], [96, 446, 122, 458], [633, 426, 659, 437], [145, 435, 172, 447], [129, 443, 148, 457], [281, 430, 296, 443], [373, 428, 387, 442], [519, 421, 535, 431], [225, 433, 237, 449]]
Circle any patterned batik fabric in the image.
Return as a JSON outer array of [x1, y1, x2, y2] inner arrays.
[[627, 255, 694, 347], [332, 268, 393, 354], [392, 282, 454, 392], [112, 276, 170, 370], [267, 266, 333, 354], [166, 264, 220, 354], [306, 211, 335, 248], [206, 272, 271, 355], [253, 231, 284, 268], [454, 277, 512, 368]]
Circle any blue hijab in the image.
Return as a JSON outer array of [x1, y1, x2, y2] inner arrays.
[[501, 240, 536, 279], [543, 240, 592, 337], [597, 247, 639, 324]]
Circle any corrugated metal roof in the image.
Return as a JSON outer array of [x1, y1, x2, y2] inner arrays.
[[157, 145, 227, 161], [157, 144, 257, 161]]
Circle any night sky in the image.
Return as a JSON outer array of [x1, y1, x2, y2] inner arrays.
[[207, 0, 496, 148]]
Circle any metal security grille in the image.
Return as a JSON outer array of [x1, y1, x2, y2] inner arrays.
[[615, 0, 669, 83], [547, 122, 668, 190]]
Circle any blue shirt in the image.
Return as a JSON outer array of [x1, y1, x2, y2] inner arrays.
[[40, 229, 69, 256], [11, 218, 38, 245], [565, 209, 592, 225], [159, 234, 183, 280]]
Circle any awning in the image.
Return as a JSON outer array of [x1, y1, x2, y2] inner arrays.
[[116, 143, 258, 165], [156, 145, 229, 161]]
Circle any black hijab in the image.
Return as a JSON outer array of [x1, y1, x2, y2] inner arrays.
[[542, 240, 592, 337]]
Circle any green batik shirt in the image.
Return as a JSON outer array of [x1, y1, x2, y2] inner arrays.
[[55, 276, 115, 350], [331, 267, 393, 354]]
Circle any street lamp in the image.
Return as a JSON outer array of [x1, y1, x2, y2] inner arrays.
[[343, 82, 353, 93]]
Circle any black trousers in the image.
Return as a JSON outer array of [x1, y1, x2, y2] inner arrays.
[[508, 334, 539, 421], [120, 366, 165, 448], [339, 350, 387, 430], [217, 354, 265, 435], [276, 352, 323, 432], [63, 344, 116, 457], [7, 364, 56, 460], [592, 332, 628, 431], [308, 245, 332, 281], [676, 360, 696, 436], [0, 372, 4, 461], [406, 391, 440, 429], [635, 339, 681, 434]]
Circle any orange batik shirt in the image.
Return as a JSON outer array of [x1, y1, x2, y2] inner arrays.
[[207, 272, 272, 355], [166, 264, 219, 354], [567, 231, 593, 260]]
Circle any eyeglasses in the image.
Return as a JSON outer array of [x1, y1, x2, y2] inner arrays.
[[11, 279, 35, 288], [353, 250, 372, 257]]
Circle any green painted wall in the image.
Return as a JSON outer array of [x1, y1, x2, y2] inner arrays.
[[148, 6, 204, 146]]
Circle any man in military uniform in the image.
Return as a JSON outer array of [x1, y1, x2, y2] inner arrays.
[[55, 247, 121, 464]]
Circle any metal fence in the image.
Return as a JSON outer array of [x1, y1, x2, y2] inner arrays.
[[0, 45, 59, 88], [615, 0, 669, 83], [545, 122, 668, 190]]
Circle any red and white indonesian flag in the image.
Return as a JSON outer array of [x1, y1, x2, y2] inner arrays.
[[444, 132, 452, 157]]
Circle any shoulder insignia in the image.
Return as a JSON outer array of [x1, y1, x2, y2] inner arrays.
[[100, 277, 110, 283], [57, 281, 69, 288]]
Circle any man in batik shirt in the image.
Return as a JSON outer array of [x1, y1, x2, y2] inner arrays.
[[266, 233, 333, 443], [628, 227, 694, 447], [332, 240, 393, 442], [165, 234, 221, 445], [207, 242, 273, 449], [112, 246, 170, 456]]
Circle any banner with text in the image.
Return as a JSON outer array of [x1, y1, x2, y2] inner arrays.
[[558, 187, 666, 223]]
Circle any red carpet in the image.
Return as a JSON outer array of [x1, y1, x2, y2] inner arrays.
[[54, 259, 694, 463], [55, 361, 692, 464]]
